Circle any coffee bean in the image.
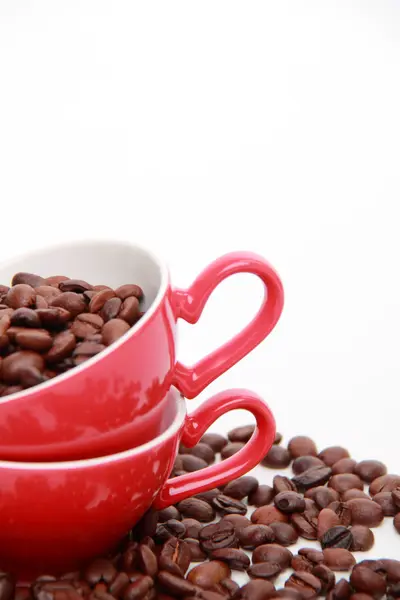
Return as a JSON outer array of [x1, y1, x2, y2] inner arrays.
[[208, 548, 250, 570], [15, 329, 53, 352], [392, 489, 400, 509], [318, 447, 350, 467], [252, 544, 293, 569], [200, 434, 227, 453], [158, 538, 191, 577], [50, 292, 86, 317], [123, 575, 154, 600], [12, 272, 46, 288], [274, 492, 305, 513], [351, 595, 375, 600], [332, 459, 357, 475], [323, 549, 356, 571], [181, 455, 208, 472], [84, 559, 117, 586], [290, 513, 318, 540], [312, 564, 336, 594], [262, 445, 291, 469], [248, 485, 274, 507], [195, 489, 220, 504], [369, 474, 400, 495], [372, 491, 398, 516], [161, 520, 186, 539], [185, 538, 207, 562], [380, 559, 400, 584], [329, 474, 363, 493], [228, 425, 255, 443], [237, 525, 275, 549], [292, 555, 314, 572], [292, 466, 332, 492], [219, 577, 239, 597], [292, 456, 325, 475], [248, 562, 282, 580], [328, 578, 352, 600], [285, 571, 322, 599], [35, 295, 48, 309], [273, 475, 297, 494], [288, 436, 318, 459], [118, 297, 140, 326], [0, 315, 11, 338], [158, 506, 181, 523], [394, 513, 400, 534], [2, 351, 44, 384], [176, 498, 215, 523], [355, 460, 387, 483], [341, 489, 371, 502], [71, 314, 104, 339], [320, 526, 353, 549], [350, 566, 386, 599], [0, 573, 15, 600], [317, 509, 341, 539], [269, 522, 298, 546], [108, 572, 129, 597], [327, 502, 352, 527], [212, 495, 247, 516], [346, 498, 383, 527], [274, 589, 304, 600], [306, 487, 339, 509], [349, 525, 374, 551], [222, 514, 251, 530], [187, 561, 231, 589], [223, 477, 258, 500], [252, 505, 289, 526], [10, 308, 41, 328], [45, 331, 76, 363], [102, 319, 130, 346], [59, 280, 93, 294], [298, 548, 325, 565], [221, 443, 245, 459], [236, 579, 276, 600], [6, 284, 36, 309], [100, 297, 122, 322], [180, 443, 215, 465], [36, 307, 71, 329], [114, 284, 143, 301], [199, 521, 236, 552], [89, 290, 116, 314], [35, 285, 62, 302]]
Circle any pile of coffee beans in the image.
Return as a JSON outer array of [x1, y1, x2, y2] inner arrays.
[[6, 427, 400, 599], [0, 272, 144, 396]]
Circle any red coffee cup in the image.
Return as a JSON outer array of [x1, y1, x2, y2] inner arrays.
[[0, 241, 283, 461], [0, 386, 275, 579]]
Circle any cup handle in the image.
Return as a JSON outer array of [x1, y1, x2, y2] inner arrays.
[[153, 388, 276, 509], [171, 251, 284, 398]]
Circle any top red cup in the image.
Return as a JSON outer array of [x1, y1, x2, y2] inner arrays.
[[0, 241, 284, 461]]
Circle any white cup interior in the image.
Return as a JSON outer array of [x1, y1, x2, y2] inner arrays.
[[0, 240, 167, 313]]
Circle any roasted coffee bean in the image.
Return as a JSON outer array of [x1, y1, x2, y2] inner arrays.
[[351, 594, 375, 600], [346, 498, 384, 527], [317, 509, 341, 539], [288, 436, 318, 459], [108, 572, 130, 597], [118, 297, 140, 326], [199, 521, 236, 552], [200, 434, 227, 453], [328, 578, 352, 600], [10, 308, 41, 328], [59, 279, 93, 293], [252, 505, 289, 526], [208, 548, 250, 570], [329, 474, 363, 493], [341, 489, 371, 502], [318, 447, 350, 467], [355, 460, 387, 483], [2, 351, 45, 383], [187, 561, 231, 589], [12, 272, 46, 288], [123, 575, 154, 600], [195, 489, 220, 504], [50, 292, 86, 317], [161, 520, 186, 539], [235, 579, 276, 600], [100, 297, 122, 322], [35, 285, 62, 301], [89, 290, 116, 314], [102, 319, 130, 346], [180, 443, 215, 465], [221, 443, 245, 459], [323, 549, 356, 571], [298, 548, 325, 565], [248, 562, 282, 580], [237, 525, 275, 549], [45, 331, 76, 363], [372, 492, 398, 516], [285, 571, 322, 599], [213, 495, 247, 516], [388, 583, 400, 600], [6, 284, 36, 309], [273, 475, 297, 494], [292, 456, 325, 476], [269, 522, 298, 546], [219, 577, 239, 597], [306, 487, 339, 510], [181, 455, 208, 472], [158, 506, 181, 522], [223, 477, 258, 499], [262, 445, 291, 469], [115, 284, 143, 300], [36, 307, 71, 329], [292, 555, 314, 572], [228, 425, 255, 443], [274, 492, 305, 513], [392, 489, 400, 508], [71, 314, 104, 339], [379, 559, 400, 584], [222, 514, 251, 530], [44, 276, 69, 287], [0, 315, 11, 337], [84, 559, 117, 586], [332, 459, 357, 475], [0, 574, 15, 600], [273, 589, 304, 600], [369, 474, 400, 495], [327, 502, 352, 527], [19, 365, 47, 388], [320, 526, 353, 550], [312, 564, 336, 594], [349, 525, 374, 551], [248, 485, 275, 507], [15, 329, 53, 352], [158, 538, 191, 577], [154, 524, 176, 544], [73, 341, 106, 357], [292, 466, 332, 492], [350, 566, 386, 599], [35, 295, 48, 309], [252, 544, 293, 569], [185, 538, 207, 562], [290, 513, 318, 540]]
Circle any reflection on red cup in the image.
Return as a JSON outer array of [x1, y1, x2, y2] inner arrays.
[[0, 386, 275, 579], [0, 241, 283, 461]]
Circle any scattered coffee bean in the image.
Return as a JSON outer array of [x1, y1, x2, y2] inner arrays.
[[292, 456, 325, 476], [158, 538, 191, 576], [252, 544, 293, 569], [248, 562, 282, 580], [355, 461, 387, 483], [342, 489, 371, 502], [317, 509, 341, 539], [269, 522, 298, 546], [372, 492, 398, 516], [158, 570, 196, 596], [195, 489, 220, 504], [158, 506, 181, 522], [177, 498, 215, 523], [306, 486, 339, 509], [185, 538, 208, 562], [320, 526, 353, 550], [288, 436, 318, 459], [318, 447, 350, 467], [212, 495, 247, 516], [181, 454, 208, 472], [323, 549, 356, 571], [274, 492, 305, 513], [228, 425, 255, 443], [237, 524, 275, 549], [328, 578, 352, 600], [208, 548, 250, 570], [350, 565, 386, 599], [290, 512, 318, 540], [181, 519, 202, 539], [262, 445, 291, 469], [346, 498, 384, 527], [84, 559, 117, 586], [329, 474, 363, 493], [298, 548, 325, 565], [248, 485, 274, 507], [236, 578, 276, 600], [200, 433, 227, 453], [223, 477, 258, 500], [199, 521, 236, 553], [221, 443, 245, 459], [273, 475, 297, 494], [332, 459, 357, 475], [252, 505, 289, 526], [285, 571, 322, 599], [292, 466, 332, 492], [327, 502, 352, 527], [222, 514, 251, 530], [349, 525, 374, 551], [187, 561, 230, 589], [312, 564, 336, 594], [180, 443, 215, 465], [370, 475, 400, 496]]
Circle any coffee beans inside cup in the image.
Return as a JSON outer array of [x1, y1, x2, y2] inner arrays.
[[6, 426, 400, 599], [0, 272, 145, 396]]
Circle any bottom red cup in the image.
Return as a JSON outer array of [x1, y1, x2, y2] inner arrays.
[[0, 386, 275, 579]]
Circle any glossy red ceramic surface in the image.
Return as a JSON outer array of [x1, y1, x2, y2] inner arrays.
[[0, 242, 283, 461], [0, 387, 275, 579]]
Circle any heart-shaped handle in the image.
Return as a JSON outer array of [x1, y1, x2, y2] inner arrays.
[[171, 251, 284, 398]]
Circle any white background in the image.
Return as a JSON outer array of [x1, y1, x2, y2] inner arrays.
[[1, 0, 400, 562]]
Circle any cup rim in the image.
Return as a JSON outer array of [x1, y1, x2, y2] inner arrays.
[[0, 388, 186, 470], [0, 239, 170, 405]]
